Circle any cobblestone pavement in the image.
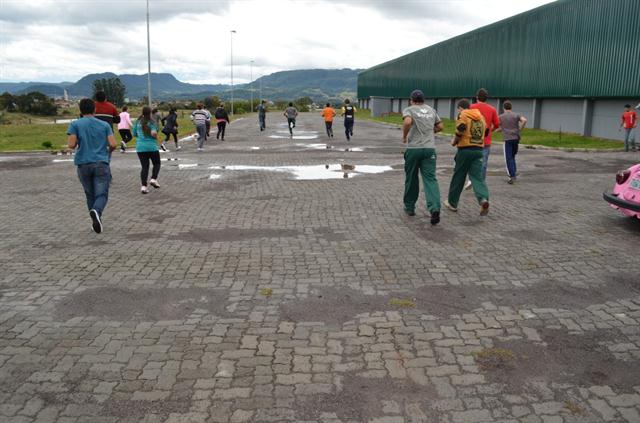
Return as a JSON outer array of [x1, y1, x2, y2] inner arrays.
[[1, 113, 639, 423]]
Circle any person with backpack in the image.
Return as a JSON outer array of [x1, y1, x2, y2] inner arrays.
[[215, 103, 230, 140], [133, 106, 162, 194], [444, 99, 490, 216], [321, 103, 336, 138], [341, 98, 357, 140], [283, 102, 298, 138], [161, 107, 180, 150]]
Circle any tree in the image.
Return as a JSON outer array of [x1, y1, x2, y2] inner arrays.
[[203, 96, 221, 109], [7, 92, 57, 115], [93, 77, 126, 106]]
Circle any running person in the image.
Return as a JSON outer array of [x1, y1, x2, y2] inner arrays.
[[191, 103, 210, 150], [498, 101, 527, 184], [118, 106, 133, 153], [257, 100, 267, 131], [215, 103, 230, 140], [161, 107, 179, 150], [94, 90, 120, 128], [133, 106, 162, 194], [341, 99, 357, 140], [321, 103, 336, 138], [284, 103, 298, 138]]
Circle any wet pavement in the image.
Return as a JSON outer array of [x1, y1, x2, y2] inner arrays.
[[0, 112, 639, 423]]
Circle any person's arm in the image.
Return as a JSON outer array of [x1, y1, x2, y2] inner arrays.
[[453, 117, 466, 146], [107, 134, 117, 152], [434, 121, 444, 133], [402, 116, 412, 143], [67, 134, 78, 149], [492, 110, 500, 130], [519, 116, 528, 130], [340, 106, 346, 117]]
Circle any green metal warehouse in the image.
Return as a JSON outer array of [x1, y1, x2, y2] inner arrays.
[[357, 0, 640, 141]]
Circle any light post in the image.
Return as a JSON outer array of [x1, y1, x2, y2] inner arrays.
[[230, 30, 236, 115], [250, 60, 254, 113], [146, 0, 152, 107], [259, 74, 262, 103]]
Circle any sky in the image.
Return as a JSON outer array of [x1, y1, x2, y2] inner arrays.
[[0, 0, 556, 84]]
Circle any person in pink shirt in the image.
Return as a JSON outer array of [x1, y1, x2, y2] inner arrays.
[[470, 88, 500, 181], [118, 106, 134, 153]]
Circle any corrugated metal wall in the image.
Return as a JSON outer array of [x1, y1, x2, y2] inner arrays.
[[358, 0, 640, 99]]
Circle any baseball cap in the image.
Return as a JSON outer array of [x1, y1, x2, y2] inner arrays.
[[410, 90, 425, 102]]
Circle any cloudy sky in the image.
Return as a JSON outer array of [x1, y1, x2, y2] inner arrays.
[[0, 0, 555, 84]]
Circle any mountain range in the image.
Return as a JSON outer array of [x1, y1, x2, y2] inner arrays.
[[0, 69, 361, 102]]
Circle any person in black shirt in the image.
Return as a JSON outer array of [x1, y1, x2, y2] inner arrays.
[[215, 104, 230, 140]]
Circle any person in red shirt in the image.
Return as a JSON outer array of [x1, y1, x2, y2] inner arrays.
[[470, 88, 499, 181], [620, 104, 637, 152], [94, 91, 120, 128]]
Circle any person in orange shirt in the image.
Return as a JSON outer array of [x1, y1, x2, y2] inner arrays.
[[470, 88, 500, 182], [321, 103, 336, 138], [620, 104, 637, 152]]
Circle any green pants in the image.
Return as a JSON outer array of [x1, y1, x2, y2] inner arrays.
[[447, 148, 489, 208], [404, 148, 441, 213]]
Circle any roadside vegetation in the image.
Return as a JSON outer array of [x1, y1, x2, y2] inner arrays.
[[355, 109, 623, 150]]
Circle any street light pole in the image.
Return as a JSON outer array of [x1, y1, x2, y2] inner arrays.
[[230, 30, 236, 115], [250, 60, 254, 113], [146, 0, 152, 107]]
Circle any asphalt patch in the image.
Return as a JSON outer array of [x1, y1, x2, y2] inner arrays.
[[280, 287, 391, 325], [55, 286, 231, 321], [173, 228, 300, 243], [296, 375, 439, 421], [488, 328, 639, 392], [0, 158, 50, 171]]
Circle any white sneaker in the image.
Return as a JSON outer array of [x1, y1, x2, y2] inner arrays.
[[444, 200, 458, 212], [464, 180, 472, 190], [149, 179, 160, 189], [141, 186, 149, 194], [197, 148, 204, 151]]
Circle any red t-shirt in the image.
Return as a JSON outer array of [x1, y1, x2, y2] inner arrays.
[[622, 111, 638, 129], [470, 102, 499, 146], [94, 101, 119, 126]]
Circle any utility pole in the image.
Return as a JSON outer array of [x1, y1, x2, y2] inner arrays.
[[230, 30, 236, 115], [146, 0, 152, 107], [250, 60, 254, 113]]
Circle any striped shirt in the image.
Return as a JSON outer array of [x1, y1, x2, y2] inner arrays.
[[191, 109, 211, 126]]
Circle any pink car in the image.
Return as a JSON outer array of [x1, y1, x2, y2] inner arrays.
[[603, 164, 640, 219]]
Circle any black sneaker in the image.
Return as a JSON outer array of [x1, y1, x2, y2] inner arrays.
[[404, 208, 416, 216], [89, 209, 102, 234], [430, 210, 440, 225], [160, 143, 167, 152]]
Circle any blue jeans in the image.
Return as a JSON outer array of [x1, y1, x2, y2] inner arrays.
[[196, 125, 207, 148], [503, 140, 519, 178], [623, 128, 636, 151], [77, 162, 111, 216], [259, 115, 266, 131], [481, 145, 491, 180]]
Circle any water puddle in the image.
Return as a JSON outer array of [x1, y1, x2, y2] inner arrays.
[[210, 164, 393, 180]]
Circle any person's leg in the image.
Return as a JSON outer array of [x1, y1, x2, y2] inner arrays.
[[150, 151, 161, 180], [172, 132, 179, 149], [138, 152, 150, 186], [403, 149, 420, 213], [325, 122, 331, 137], [77, 164, 95, 212], [468, 150, 490, 204], [419, 148, 441, 214], [197, 125, 206, 148], [216, 122, 223, 139], [344, 121, 350, 140], [481, 145, 491, 180], [91, 162, 111, 215], [513, 140, 519, 176], [447, 150, 471, 208], [221, 122, 226, 140], [504, 140, 516, 178], [288, 119, 294, 135], [623, 128, 631, 152]]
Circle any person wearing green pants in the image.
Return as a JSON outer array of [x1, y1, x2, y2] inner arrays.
[[402, 90, 444, 225], [444, 99, 490, 216]]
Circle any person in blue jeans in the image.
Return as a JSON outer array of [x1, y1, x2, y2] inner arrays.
[[497, 101, 527, 184], [67, 98, 117, 234]]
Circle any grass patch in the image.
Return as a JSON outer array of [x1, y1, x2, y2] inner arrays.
[[389, 298, 416, 308], [473, 347, 516, 370], [356, 108, 622, 150]]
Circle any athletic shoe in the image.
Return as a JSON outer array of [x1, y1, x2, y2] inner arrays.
[[430, 210, 440, 225], [480, 200, 490, 216], [464, 180, 472, 190], [443, 200, 458, 212], [177, 145, 182, 150], [160, 143, 167, 152], [89, 209, 102, 234], [141, 186, 149, 194], [197, 148, 204, 151], [507, 177, 515, 184], [149, 179, 160, 189], [404, 208, 415, 217], [120, 141, 126, 153]]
